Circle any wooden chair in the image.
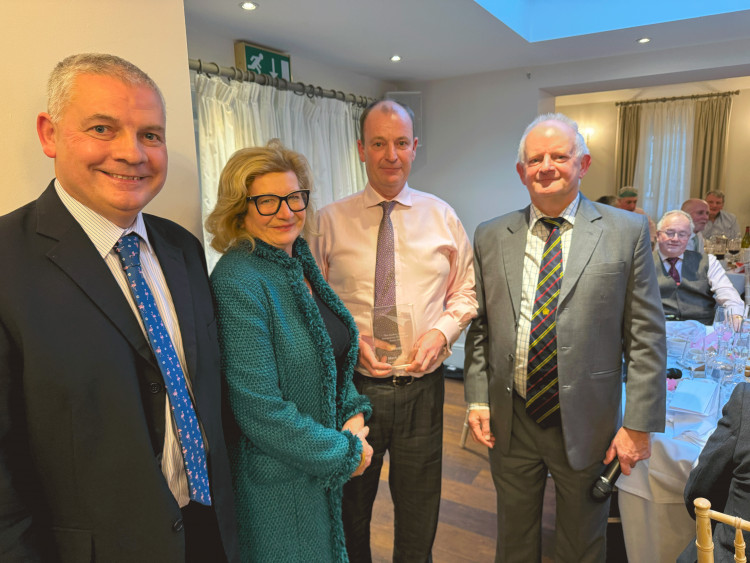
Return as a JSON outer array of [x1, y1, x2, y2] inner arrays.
[[694, 497, 750, 563]]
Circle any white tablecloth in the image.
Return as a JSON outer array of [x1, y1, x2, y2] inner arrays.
[[617, 373, 721, 563]]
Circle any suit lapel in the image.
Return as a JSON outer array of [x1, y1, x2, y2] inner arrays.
[[147, 220, 199, 383], [502, 208, 530, 321], [559, 197, 602, 305], [36, 184, 156, 367]]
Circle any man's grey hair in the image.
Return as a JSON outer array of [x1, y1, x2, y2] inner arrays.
[[516, 112, 589, 164], [657, 210, 694, 233], [47, 53, 164, 123], [705, 190, 726, 202]]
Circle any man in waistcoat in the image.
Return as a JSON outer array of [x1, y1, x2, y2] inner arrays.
[[654, 210, 743, 323]]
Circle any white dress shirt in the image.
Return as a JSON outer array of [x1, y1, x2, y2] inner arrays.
[[686, 232, 705, 253], [310, 183, 478, 377], [56, 180, 193, 507], [656, 247, 744, 316]]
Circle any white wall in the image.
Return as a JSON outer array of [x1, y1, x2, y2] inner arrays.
[[185, 19, 396, 100], [724, 90, 750, 233], [1, 0, 203, 235], [556, 101, 618, 203], [402, 38, 750, 241]]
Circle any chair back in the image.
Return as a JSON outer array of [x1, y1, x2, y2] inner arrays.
[[694, 497, 750, 563]]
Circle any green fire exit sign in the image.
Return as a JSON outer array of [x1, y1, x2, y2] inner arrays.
[[234, 41, 292, 80]]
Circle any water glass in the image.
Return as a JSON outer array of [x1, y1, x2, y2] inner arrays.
[[678, 327, 706, 379], [713, 306, 734, 353]]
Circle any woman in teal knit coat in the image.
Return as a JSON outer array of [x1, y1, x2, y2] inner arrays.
[[206, 140, 373, 562]]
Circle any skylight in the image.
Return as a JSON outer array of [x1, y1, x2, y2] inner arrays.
[[472, 0, 750, 42]]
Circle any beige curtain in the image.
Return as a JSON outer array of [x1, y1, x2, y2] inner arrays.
[[690, 95, 733, 198], [615, 104, 641, 191]]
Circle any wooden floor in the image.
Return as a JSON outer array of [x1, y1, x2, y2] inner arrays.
[[369, 377, 557, 563]]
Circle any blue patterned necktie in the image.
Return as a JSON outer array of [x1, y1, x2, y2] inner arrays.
[[115, 234, 212, 505], [526, 217, 564, 428], [373, 201, 401, 363]]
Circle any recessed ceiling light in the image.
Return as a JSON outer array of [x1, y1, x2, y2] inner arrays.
[[390, 55, 402, 62], [637, 37, 651, 44], [239, 2, 259, 10]]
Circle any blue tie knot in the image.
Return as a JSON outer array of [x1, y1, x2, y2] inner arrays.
[[115, 234, 142, 269]]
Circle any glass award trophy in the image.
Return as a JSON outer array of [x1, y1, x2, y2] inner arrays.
[[371, 303, 415, 376]]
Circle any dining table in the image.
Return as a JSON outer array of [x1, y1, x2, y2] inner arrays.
[[616, 322, 732, 563]]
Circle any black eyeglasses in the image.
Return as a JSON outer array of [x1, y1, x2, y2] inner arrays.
[[246, 190, 310, 216]]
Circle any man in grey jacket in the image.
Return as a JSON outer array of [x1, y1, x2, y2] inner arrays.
[[464, 113, 666, 562]]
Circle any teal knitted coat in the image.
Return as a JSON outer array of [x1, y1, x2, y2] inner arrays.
[[211, 237, 371, 562]]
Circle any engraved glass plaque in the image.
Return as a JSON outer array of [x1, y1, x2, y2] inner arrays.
[[371, 304, 415, 376]]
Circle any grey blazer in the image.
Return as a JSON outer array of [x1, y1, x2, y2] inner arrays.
[[464, 196, 666, 470]]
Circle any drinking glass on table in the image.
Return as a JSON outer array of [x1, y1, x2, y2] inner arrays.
[[727, 238, 742, 268], [678, 326, 707, 379], [713, 306, 734, 353], [712, 237, 728, 263], [732, 320, 750, 376], [719, 328, 749, 405]]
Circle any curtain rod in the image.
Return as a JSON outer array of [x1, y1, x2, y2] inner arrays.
[[189, 58, 376, 108], [615, 90, 740, 107]]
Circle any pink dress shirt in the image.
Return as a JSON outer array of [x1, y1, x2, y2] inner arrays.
[[310, 183, 477, 377]]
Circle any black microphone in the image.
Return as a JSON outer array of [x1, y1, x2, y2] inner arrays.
[[590, 459, 621, 502]]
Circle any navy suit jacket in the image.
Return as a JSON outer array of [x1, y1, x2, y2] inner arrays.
[[0, 182, 238, 562]]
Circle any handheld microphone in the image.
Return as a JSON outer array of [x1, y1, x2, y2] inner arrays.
[[590, 459, 621, 502]]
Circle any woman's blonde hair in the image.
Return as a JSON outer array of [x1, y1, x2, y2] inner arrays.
[[205, 139, 315, 253]]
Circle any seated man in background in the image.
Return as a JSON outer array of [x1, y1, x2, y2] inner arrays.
[[616, 186, 656, 244], [681, 199, 710, 253], [654, 210, 743, 324], [703, 190, 739, 240]]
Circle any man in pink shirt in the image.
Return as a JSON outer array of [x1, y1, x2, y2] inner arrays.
[[310, 99, 477, 562]]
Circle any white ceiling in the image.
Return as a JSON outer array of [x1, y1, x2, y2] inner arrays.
[[183, 0, 750, 84]]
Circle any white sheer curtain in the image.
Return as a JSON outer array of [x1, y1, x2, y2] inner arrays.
[[633, 100, 695, 222], [193, 73, 366, 271]]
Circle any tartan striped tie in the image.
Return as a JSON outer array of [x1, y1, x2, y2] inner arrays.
[[526, 217, 564, 428]]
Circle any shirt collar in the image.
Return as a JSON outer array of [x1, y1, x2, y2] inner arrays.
[[54, 178, 152, 258], [363, 182, 413, 209], [656, 248, 684, 262], [529, 193, 580, 229]]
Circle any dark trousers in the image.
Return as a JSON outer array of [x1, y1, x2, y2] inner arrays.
[[182, 502, 227, 563], [343, 367, 445, 563], [489, 392, 609, 563]]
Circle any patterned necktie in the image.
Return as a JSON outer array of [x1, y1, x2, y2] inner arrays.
[[115, 234, 212, 505], [666, 257, 681, 285], [526, 217, 564, 428], [373, 201, 401, 363]]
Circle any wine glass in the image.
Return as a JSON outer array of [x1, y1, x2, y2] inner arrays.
[[713, 237, 727, 263], [678, 342, 703, 379], [714, 306, 734, 336], [677, 326, 706, 379], [727, 238, 741, 269]]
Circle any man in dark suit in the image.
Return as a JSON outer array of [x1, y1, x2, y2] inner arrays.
[[0, 53, 238, 562], [464, 113, 666, 562], [678, 382, 750, 563]]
